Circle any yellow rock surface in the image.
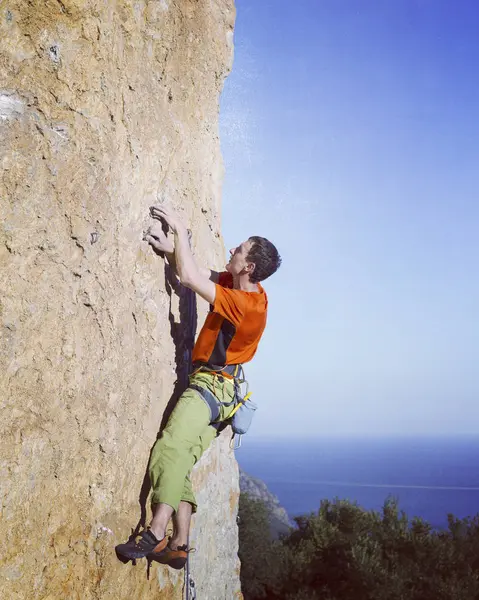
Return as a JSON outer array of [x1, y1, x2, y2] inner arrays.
[[0, 1, 240, 597]]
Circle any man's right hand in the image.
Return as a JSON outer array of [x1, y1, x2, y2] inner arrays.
[[144, 221, 174, 255]]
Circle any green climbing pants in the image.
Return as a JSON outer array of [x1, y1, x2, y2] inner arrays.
[[148, 371, 237, 513]]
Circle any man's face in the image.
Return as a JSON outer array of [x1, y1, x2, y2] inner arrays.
[[226, 240, 254, 277]]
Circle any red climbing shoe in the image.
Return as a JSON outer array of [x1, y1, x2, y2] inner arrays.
[[148, 542, 192, 570], [115, 529, 167, 560]]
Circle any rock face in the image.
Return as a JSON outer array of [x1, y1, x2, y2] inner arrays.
[[240, 470, 294, 538], [0, 1, 240, 599]]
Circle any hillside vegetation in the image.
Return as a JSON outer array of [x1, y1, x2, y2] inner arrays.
[[238, 494, 479, 600]]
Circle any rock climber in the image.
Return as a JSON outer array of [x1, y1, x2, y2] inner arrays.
[[115, 204, 281, 569]]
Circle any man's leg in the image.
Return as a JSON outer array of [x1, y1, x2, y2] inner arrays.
[[116, 372, 235, 562], [148, 387, 213, 529], [148, 501, 192, 570], [116, 387, 211, 560], [149, 503, 174, 541], [169, 419, 217, 548], [150, 422, 217, 569], [171, 501, 192, 547]]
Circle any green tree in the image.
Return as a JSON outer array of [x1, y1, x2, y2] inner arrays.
[[238, 494, 479, 600], [238, 493, 286, 599]]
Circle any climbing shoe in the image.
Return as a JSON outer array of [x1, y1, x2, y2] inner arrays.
[[148, 542, 192, 570], [115, 529, 167, 560]]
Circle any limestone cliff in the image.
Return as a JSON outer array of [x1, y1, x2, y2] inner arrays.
[[240, 470, 294, 538], [0, 1, 240, 598]]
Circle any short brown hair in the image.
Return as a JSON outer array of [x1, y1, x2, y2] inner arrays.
[[247, 237, 282, 283]]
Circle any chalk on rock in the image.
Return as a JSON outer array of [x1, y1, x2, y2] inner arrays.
[[0, 92, 24, 121]]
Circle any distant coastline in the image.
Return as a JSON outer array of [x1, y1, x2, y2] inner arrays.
[[236, 436, 479, 528], [239, 469, 294, 537]]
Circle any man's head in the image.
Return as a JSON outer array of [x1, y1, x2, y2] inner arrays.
[[226, 236, 281, 283]]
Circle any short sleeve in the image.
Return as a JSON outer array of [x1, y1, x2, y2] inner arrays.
[[213, 285, 246, 327]]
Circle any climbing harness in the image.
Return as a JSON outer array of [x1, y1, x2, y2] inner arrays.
[[189, 363, 257, 445]]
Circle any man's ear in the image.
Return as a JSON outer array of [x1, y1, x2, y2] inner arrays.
[[246, 262, 255, 276]]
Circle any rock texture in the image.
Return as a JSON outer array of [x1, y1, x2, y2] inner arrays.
[[240, 470, 294, 538], [0, 1, 240, 599]]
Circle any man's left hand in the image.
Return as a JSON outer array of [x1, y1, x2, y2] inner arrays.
[[144, 221, 174, 254], [150, 204, 187, 235]]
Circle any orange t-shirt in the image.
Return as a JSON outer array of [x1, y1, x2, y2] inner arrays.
[[192, 272, 268, 367]]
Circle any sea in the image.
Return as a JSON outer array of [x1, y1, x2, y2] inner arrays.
[[236, 436, 479, 529]]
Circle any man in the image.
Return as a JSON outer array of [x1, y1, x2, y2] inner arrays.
[[116, 204, 281, 569]]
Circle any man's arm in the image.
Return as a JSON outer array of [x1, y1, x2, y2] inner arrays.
[[172, 227, 216, 304], [147, 205, 218, 304], [174, 258, 219, 284], [145, 220, 219, 284]]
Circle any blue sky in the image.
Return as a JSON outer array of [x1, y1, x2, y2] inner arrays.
[[219, 0, 479, 437]]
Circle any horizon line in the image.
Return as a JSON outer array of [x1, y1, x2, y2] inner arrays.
[[264, 479, 479, 492]]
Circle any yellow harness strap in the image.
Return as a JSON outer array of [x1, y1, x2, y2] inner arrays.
[[228, 391, 253, 419]]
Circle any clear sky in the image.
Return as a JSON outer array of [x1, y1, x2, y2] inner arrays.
[[219, 0, 479, 438]]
